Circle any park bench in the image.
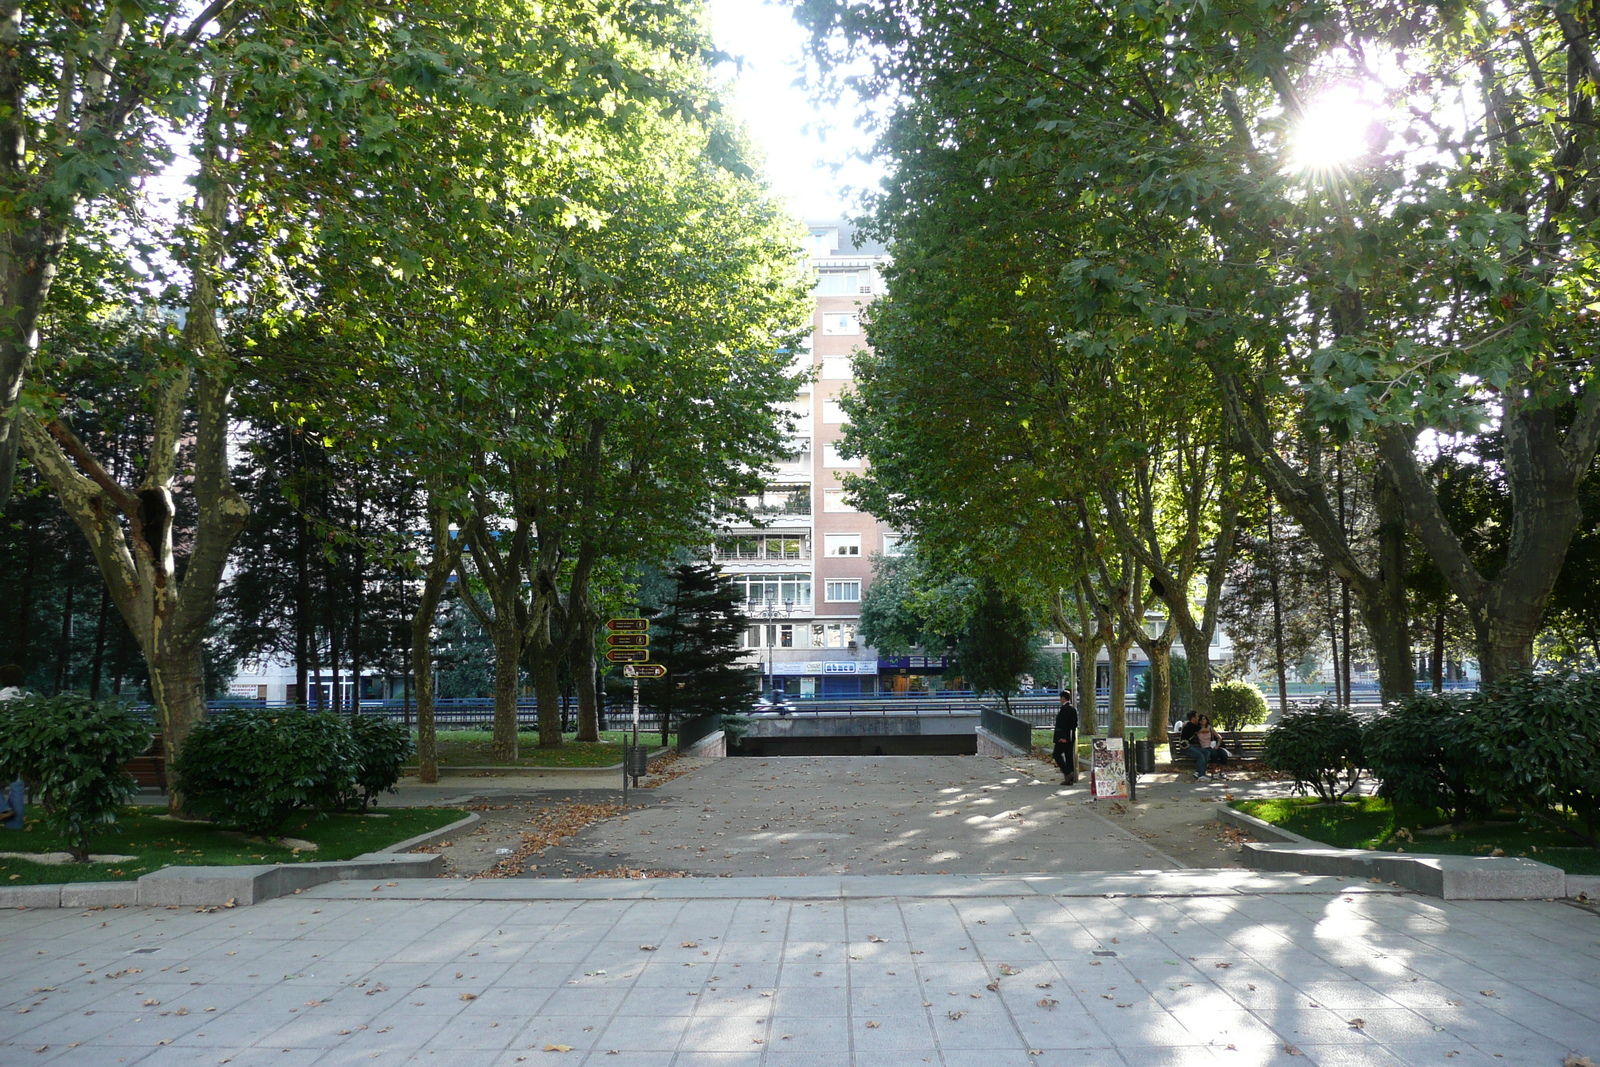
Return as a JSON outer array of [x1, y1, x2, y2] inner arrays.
[[1166, 731, 1267, 770], [120, 734, 167, 791]]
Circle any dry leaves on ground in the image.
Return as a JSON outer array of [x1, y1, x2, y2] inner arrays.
[[474, 802, 637, 878]]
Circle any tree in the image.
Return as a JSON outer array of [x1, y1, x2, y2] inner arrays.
[[643, 561, 759, 745]]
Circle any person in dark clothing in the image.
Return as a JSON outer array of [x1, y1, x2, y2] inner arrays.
[[1053, 690, 1079, 785]]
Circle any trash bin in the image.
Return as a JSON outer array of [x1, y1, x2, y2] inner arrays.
[[627, 746, 650, 778], [1133, 738, 1155, 775]]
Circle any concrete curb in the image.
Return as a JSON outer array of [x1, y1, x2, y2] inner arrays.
[[376, 811, 479, 854], [0, 813, 474, 911], [401, 747, 672, 779], [1217, 805, 1571, 900]]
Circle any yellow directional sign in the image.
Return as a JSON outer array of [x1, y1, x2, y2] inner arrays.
[[606, 618, 649, 633], [606, 633, 649, 648], [623, 664, 666, 679], [606, 649, 650, 664]]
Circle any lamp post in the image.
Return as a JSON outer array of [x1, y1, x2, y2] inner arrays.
[[747, 597, 795, 697]]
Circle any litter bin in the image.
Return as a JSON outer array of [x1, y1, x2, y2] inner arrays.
[[1133, 738, 1155, 775]]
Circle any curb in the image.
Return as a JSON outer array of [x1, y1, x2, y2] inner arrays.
[[377, 811, 479, 854], [1217, 805, 1572, 900], [0, 813, 479, 911]]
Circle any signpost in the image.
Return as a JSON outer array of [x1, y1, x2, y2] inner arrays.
[[622, 664, 666, 679], [607, 619, 652, 794]]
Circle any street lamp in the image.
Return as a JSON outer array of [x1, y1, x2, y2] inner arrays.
[[747, 597, 795, 698]]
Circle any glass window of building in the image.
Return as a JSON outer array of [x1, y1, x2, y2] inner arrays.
[[825, 580, 862, 602], [730, 573, 812, 608], [814, 272, 858, 295], [824, 534, 861, 557], [822, 443, 860, 468]]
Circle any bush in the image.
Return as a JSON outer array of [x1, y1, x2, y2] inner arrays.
[[1210, 680, 1270, 731], [0, 695, 150, 862], [1468, 669, 1600, 846], [174, 709, 358, 836], [341, 715, 414, 811], [1261, 702, 1364, 802], [1363, 693, 1485, 825]]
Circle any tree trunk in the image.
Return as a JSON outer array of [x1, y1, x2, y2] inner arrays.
[[1267, 500, 1290, 717], [489, 623, 522, 761], [573, 614, 600, 742], [532, 647, 562, 749]]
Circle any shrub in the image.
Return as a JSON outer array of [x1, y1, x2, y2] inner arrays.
[[342, 715, 414, 811], [1261, 702, 1364, 802], [174, 709, 358, 836], [1363, 693, 1485, 825], [1468, 669, 1600, 846], [1210, 680, 1270, 731], [0, 695, 151, 862]]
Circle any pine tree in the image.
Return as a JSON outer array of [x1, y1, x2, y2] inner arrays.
[[644, 562, 758, 745]]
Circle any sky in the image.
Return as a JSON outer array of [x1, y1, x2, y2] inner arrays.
[[705, 0, 884, 224]]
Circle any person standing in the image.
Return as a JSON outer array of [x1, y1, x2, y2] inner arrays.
[[1053, 689, 1079, 785], [0, 664, 25, 829]]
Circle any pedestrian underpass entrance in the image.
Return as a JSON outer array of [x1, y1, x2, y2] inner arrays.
[[731, 709, 981, 756]]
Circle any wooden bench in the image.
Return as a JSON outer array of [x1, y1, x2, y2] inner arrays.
[[121, 734, 167, 791], [1167, 731, 1267, 769]]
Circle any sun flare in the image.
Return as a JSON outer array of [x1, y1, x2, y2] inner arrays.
[[1288, 85, 1383, 173]]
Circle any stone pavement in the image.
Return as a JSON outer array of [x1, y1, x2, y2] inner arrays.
[[3, 875, 1598, 1066], [513, 756, 1178, 879]]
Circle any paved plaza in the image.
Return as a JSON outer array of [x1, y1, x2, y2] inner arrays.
[[4, 754, 1599, 1066]]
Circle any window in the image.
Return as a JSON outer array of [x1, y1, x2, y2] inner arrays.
[[823, 489, 857, 513], [810, 622, 858, 648], [825, 580, 862, 603], [814, 272, 858, 295], [822, 313, 859, 335], [824, 534, 861, 558], [730, 572, 812, 609], [881, 534, 908, 557], [820, 356, 852, 379], [821, 399, 847, 424], [822, 443, 859, 468], [716, 535, 808, 562]]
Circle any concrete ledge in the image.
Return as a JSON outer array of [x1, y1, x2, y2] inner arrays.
[[975, 726, 1029, 758], [1238, 840, 1567, 900], [684, 731, 726, 759], [1216, 804, 1321, 845], [377, 812, 479, 855], [136, 852, 443, 906]]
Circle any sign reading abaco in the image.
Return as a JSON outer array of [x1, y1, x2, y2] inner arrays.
[[623, 664, 667, 679], [606, 649, 650, 664], [607, 618, 649, 633], [606, 633, 649, 649]]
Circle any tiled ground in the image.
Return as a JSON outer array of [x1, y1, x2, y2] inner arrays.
[[3, 876, 1596, 1066]]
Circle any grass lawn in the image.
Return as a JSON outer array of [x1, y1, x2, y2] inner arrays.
[[409, 730, 663, 769], [1234, 796, 1600, 875], [0, 807, 467, 885]]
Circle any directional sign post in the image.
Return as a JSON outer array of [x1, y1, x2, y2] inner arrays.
[[606, 633, 649, 649], [622, 664, 667, 679], [607, 618, 652, 792]]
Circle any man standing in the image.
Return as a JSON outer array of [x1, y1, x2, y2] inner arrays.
[[1053, 689, 1079, 785]]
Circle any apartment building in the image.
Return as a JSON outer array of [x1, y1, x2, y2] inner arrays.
[[717, 222, 942, 697]]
